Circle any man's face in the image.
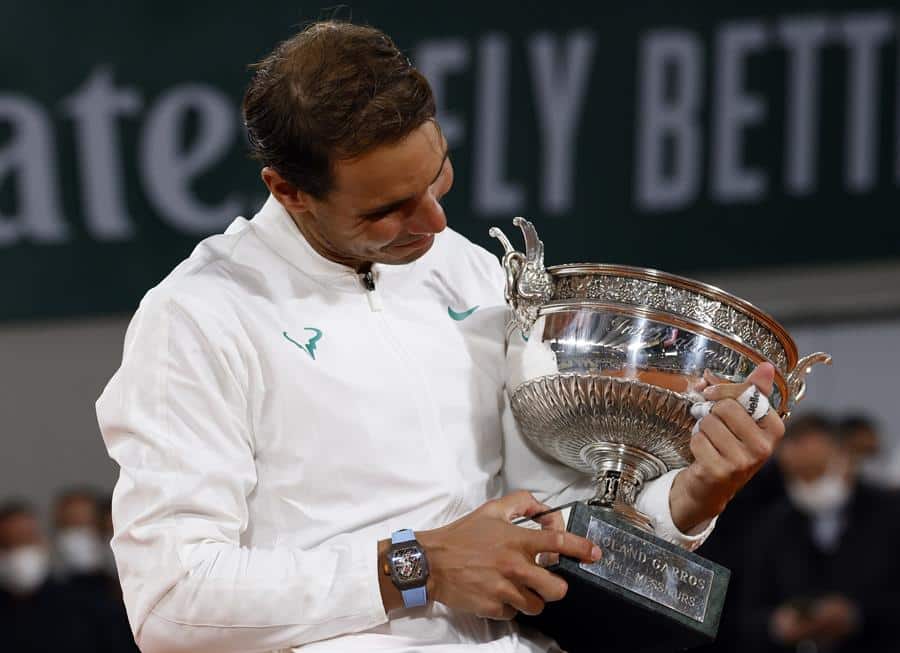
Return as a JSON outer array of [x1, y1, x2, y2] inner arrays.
[[0, 512, 44, 551], [844, 426, 880, 461], [54, 495, 99, 531], [276, 120, 452, 270], [777, 429, 838, 482]]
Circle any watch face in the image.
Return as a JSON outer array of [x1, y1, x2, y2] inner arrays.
[[391, 545, 425, 584]]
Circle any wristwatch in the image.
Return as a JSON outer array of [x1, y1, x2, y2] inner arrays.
[[386, 528, 429, 608]]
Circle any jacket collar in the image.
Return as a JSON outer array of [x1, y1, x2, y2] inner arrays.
[[250, 194, 357, 279]]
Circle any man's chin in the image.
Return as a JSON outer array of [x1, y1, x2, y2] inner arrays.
[[381, 234, 435, 264]]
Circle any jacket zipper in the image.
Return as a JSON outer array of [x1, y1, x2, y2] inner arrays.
[[360, 270, 383, 312]]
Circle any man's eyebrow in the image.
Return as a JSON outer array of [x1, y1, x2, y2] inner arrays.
[[361, 146, 449, 217]]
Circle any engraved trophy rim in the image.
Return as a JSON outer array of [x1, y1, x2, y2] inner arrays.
[[545, 261, 799, 373]]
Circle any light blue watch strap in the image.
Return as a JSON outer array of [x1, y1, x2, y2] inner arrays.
[[391, 529, 427, 608], [401, 585, 427, 608], [391, 528, 416, 544]]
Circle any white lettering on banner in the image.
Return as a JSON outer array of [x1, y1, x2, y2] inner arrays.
[[839, 12, 893, 192], [63, 67, 142, 241], [3, 13, 900, 252], [711, 21, 769, 202], [0, 95, 69, 245], [636, 14, 899, 210], [473, 33, 525, 215], [635, 30, 703, 211], [414, 39, 470, 148], [139, 84, 241, 234], [778, 16, 829, 196], [528, 30, 595, 214]]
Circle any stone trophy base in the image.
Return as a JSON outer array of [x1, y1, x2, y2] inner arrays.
[[518, 502, 730, 653]]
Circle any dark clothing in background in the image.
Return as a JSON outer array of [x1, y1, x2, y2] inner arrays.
[[741, 482, 900, 653], [695, 461, 785, 653], [0, 575, 137, 653]]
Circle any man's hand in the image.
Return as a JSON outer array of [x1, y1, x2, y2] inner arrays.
[[670, 363, 786, 532], [807, 595, 860, 642], [770, 596, 859, 645], [398, 492, 600, 620], [771, 603, 814, 644]]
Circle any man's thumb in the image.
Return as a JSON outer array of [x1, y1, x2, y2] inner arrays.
[[746, 362, 776, 396]]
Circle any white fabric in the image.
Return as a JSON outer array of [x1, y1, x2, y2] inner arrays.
[[97, 196, 714, 653], [690, 384, 771, 436]]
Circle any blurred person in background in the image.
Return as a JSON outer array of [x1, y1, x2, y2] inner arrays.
[[838, 414, 898, 490], [53, 489, 139, 651], [0, 499, 131, 652], [53, 488, 107, 581], [741, 414, 900, 653]]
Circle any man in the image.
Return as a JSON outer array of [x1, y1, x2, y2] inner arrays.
[[52, 489, 140, 651], [838, 414, 898, 489], [741, 414, 900, 653], [97, 20, 784, 653], [53, 488, 106, 578]]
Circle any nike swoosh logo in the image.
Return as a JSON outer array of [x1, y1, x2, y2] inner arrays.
[[448, 305, 479, 321]]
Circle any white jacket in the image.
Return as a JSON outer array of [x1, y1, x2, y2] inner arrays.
[[97, 196, 712, 653]]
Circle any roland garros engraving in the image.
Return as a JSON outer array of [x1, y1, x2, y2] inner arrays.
[[580, 517, 714, 622]]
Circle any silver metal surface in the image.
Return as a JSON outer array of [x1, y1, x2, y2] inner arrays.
[[492, 218, 832, 533], [580, 516, 714, 621]]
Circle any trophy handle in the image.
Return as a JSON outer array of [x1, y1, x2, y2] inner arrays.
[[489, 217, 554, 334], [785, 352, 832, 417]]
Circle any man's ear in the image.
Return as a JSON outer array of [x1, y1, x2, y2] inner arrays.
[[261, 167, 313, 214]]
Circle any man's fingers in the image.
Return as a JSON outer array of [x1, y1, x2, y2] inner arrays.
[[497, 581, 545, 616], [703, 363, 776, 401], [689, 427, 726, 474], [696, 413, 756, 475], [710, 400, 775, 461], [533, 507, 566, 532], [508, 562, 569, 602], [745, 362, 776, 396], [757, 408, 786, 440], [527, 528, 601, 563], [493, 490, 546, 522]]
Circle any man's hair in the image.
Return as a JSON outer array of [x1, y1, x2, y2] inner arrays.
[[54, 487, 100, 509], [242, 20, 436, 199], [838, 413, 878, 435], [0, 499, 36, 524], [784, 413, 835, 440]]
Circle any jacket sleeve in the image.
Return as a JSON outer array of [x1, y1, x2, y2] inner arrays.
[[96, 295, 387, 653]]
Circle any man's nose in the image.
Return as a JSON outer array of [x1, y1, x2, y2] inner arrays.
[[408, 194, 447, 235]]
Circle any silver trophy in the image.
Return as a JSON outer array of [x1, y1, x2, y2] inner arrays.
[[491, 218, 831, 651]]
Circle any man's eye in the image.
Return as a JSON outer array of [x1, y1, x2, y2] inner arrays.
[[366, 209, 392, 220]]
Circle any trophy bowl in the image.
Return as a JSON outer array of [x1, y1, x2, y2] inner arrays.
[[491, 217, 831, 651]]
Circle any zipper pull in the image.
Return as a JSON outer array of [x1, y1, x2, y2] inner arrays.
[[361, 270, 383, 312]]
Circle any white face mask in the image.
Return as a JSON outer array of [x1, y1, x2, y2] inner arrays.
[[787, 473, 851, 515], [0, 545, 50, 594], [56, 527, 105, 573]]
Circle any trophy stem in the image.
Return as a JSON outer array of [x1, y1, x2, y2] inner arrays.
[[581, 443, 669, 533]]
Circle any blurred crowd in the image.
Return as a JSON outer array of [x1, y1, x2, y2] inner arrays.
[[701, 413, 900, 653], [2, 413, 898, 653], [0, 489, 137, 652]]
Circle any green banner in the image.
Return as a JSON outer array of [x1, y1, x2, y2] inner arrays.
[[2, 1, 899, 320]]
